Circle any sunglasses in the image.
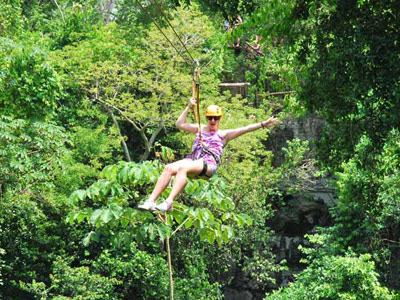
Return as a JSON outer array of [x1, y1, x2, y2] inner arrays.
[[206, 116, 221, 121]]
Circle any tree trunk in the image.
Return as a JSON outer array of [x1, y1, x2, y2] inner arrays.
[[105, 106, 131, 162], [139, 122, 164, 162]]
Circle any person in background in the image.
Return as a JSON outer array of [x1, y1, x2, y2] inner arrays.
[[246, 35, 265, 57]]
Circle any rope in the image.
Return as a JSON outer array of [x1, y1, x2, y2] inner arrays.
[[192, 67, 202, 141], [196, 81, 201, 141], [201, 54, 216, 69]]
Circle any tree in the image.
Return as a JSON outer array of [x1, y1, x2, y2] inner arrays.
[[292, 0, 400, 166], [0, 116, 68, 194], [68, 159, 252, 299], [0, 0, 23, 37], [285, 0, 400, 289], [0, 39, 60, 120], [193, 0, 263, 20], [53, 4, 221, 161], [0, 116, 73, 299], [264, 252, 394, 300]]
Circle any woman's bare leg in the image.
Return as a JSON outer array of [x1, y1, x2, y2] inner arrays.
[[148, 159, 190, 202], [138, 160, 190, 210], [156, 159, 206, 211]]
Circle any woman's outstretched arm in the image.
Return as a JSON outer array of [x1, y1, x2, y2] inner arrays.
[[222, 116, 278, 146]]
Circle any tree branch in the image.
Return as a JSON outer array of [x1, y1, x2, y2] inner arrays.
[[105, 106, 131, 162]]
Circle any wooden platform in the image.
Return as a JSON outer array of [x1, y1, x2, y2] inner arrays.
[[218, 82, 251, 99]]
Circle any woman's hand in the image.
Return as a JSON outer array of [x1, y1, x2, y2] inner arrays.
[[188, 97, 197, 109], [262, 116, 279, 129]]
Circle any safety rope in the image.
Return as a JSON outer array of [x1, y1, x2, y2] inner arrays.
[[191, 65, 202, 141]]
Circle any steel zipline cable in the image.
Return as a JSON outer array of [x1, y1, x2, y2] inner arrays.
[[136, 0, 217, 71], [135, 0, 216, 139], [151, 0, 197, 64], [135, 0, 196, 67]]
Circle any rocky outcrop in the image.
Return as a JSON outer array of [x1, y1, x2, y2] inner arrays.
[[224, 288, 254, 300], [225, 115, 336, 300], [267, 195, 333, 288], [264, 116, 325, 166]]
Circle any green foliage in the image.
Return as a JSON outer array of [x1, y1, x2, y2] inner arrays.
[[292, 0, 400, 165], [250, 0, 295, 37], [46, 3, 101, 49], [194, 0, 264, 20], [0, 116, 68, 193], [0, 115, 92, 299], [0, 0, 23, 37], [0, 38, 60, 120], [68, 160, 251, 247], [21, 257, 121, 300], [70, 125, 120, 168], [0, 191, 75, 299], [264, 253, 394, 300], [91, 244, 170, 300], [174, 251, 223, 300], [330, 130, 400, 286]]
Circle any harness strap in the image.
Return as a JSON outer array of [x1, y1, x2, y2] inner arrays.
[[199, 143, 221, 165], [198, 159, 210, 177]]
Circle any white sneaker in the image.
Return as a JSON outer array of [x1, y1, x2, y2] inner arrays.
[[138, 200, 156, 211], [155, 200, 173, 212]]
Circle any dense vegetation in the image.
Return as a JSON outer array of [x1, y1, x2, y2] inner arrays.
[[1, 0, 399, 299]]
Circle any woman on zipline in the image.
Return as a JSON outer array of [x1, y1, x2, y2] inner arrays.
[[139, 97, 278, 212]]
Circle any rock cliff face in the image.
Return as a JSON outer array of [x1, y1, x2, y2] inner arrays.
[[224, 116, 336, 300]]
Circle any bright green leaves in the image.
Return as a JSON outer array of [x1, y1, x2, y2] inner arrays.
[[0, 39, 60, 120], [264, 253, 394, 300], [169, 202, 250, 246], [0, 116, 68, 193], [335, 130, 400, 238], [20, 257, 121, 299], [68, 160, 252, 247]]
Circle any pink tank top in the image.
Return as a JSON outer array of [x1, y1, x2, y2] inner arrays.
[[191, 130, 224, 165]]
